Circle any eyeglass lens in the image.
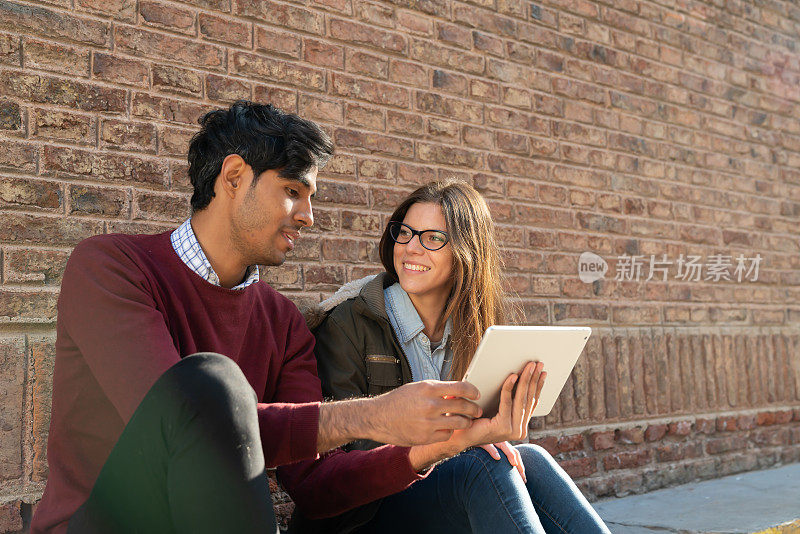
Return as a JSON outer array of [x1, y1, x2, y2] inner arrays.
[[389, 222, 448, 251]]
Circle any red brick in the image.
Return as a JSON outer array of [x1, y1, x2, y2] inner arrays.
[[0, 499, 23, 532], [0, 1, 109, 46], [530, 436, 558, 456], [470, 79, 500, 102], [199, 13, 251, 46], [303, 265, 345, 290], [4, 247, 70, 285], [603, 449, 651, 471], [695, 418, 716, 434], [315, 181, 368, 206], [101, 119, 157, 152], [304, 38, 344, 69], [32, 109, 94, 144], [331, 73, 408, 109], [256, 27, 302, 58], [134, 191, 190, 223], [757, 412, 777, 426], [140, 0, 195, 34], [24, 38, 89, 77], [645, 424, 668, 441], [474, 30, 505, 56], [0, 288, 57, 322], [299, 94, 343, 124], [253, 86, 297, 113], [69, 184, 128, 217], [115, 26, 224, 70], [341, 210, 381, 234], [43, 146, 168, 187], [0, 212, 102, 245], [389, 59, 428, 88], [234, 52, 325, 90], [347, 49, 388, 79], [655, 442, 701, 462], [558, 457, 597, 478], [235, 0, 324, 35], [346, 103, 385, 130], [617, 427, 645, 444], [153, 64, 203, 96], [590, 431, 615, 450], [1, 70, 126, 112], [77, 0, 136, 22], [207, 74, 251, 103], [159, 127, 195, 158], [0, 176, 61, 211], [92, 53, 149, 87], [335, 128, 413, 158], [0, 32, 20, 66], [357, 158, 394, 182], [557, 433, 584, 452], [330, 18, 406, 53], [417, 142, 481, 167], [0, 139, 36, 171], [321, 238, 377, 262], [29, 335, 56, 480], [706, 435, 748, 454], [409, 37, 484, 75]]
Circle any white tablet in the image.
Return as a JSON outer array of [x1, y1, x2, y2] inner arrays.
[[462, 326, 591, 418]]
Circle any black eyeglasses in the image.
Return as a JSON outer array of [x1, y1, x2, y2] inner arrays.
[[388, 221, 449, 251]]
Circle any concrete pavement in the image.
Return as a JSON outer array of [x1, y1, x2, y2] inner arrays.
[[593, 463, 800, 534]]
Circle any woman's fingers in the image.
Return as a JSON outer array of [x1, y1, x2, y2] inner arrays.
[[480, 443, 501, 460], [496, 373, 517, 421], [511, 362, 535, 436]]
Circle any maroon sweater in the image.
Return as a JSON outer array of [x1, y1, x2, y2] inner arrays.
[[32, 231, 424, 533]]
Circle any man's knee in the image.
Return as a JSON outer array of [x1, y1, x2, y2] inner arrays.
[[159, 352, 257, 417]]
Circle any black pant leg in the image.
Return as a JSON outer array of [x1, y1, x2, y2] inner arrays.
[[68, 352, 278, 534]]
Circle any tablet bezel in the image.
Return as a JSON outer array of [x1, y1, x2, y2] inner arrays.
[[461, 325, 592, 419]]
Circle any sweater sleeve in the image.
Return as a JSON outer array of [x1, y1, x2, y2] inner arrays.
[[58, 236, 181, 424], [256, 305, 321, 467], [276, 308, 426, 519]]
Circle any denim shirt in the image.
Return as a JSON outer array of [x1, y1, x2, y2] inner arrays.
[[384, 282, 453, 381]]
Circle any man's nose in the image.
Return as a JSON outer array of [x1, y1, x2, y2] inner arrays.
[[295, 198, 314, 228]]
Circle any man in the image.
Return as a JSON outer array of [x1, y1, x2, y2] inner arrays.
[[31, 102, 490, 533]]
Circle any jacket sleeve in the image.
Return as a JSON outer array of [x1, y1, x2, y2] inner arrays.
[[314, 312, 369, 401], [276, 307, 427, 519], [58, 236, 182, 424]]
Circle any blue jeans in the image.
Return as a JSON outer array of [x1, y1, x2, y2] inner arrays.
[[358, 444, 611, 534]]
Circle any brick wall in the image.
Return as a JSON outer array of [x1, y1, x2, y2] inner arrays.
[[1, 0, 799, 531]]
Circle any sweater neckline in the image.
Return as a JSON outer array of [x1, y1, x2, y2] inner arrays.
[[156, 230, 261, 297]]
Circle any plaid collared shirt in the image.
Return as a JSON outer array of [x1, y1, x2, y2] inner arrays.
[[170, 218, 260, 290]]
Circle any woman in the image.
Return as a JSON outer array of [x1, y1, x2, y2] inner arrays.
[[302, 180, 610, 533]]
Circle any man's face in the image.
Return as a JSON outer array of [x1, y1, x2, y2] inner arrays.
[[230, 166, 317, 267]]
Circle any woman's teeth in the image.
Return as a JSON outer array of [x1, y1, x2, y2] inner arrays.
[[405, 263, 430, 271]]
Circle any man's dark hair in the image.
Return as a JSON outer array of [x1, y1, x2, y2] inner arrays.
[[187, 101, 334, 211]]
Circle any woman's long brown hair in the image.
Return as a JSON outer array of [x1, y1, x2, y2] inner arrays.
[[379, 179, 513, 380]]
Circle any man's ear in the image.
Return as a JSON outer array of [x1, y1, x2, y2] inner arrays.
[[218, 154, 250, 200]]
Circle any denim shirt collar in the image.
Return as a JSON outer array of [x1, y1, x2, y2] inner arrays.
[[384, 282, 452, 346]]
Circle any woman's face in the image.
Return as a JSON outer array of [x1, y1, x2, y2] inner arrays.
[[393, 202, 454, 304]]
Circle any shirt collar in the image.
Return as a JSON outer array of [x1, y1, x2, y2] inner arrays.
[[170, 218, 260, 290], [385, 282, 452, 346]]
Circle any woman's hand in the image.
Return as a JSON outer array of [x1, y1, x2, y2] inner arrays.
[[480, 441, 526, 482], [450, 361, 547, 451]]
